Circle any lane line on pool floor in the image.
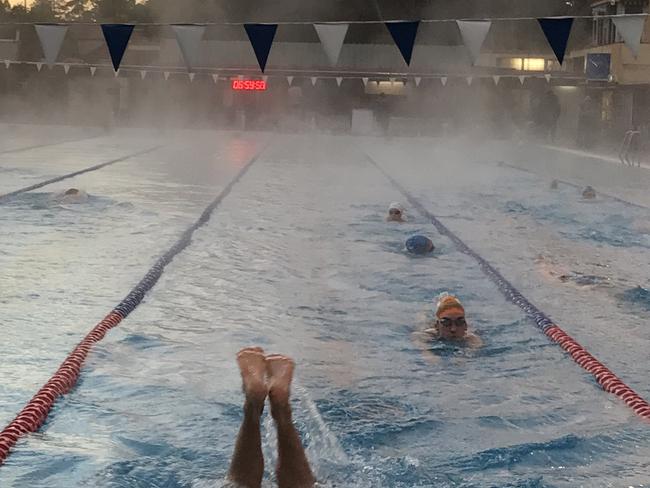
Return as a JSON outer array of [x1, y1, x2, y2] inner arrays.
[[0, 143, 269, 466], [498, 161, 650, 211], [0, 133, 105, 156], [365, 152, 650, 422], [0, 145, 163, 202]]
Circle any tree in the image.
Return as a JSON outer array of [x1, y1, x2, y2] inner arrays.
[[91, 0, 137, 23], [58, 0, 93, 21]]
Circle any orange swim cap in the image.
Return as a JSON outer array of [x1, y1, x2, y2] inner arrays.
[[436, 294, 465, 317]]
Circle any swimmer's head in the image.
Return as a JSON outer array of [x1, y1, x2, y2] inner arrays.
[[405, 235, 434, 254], [387, 202, 405, 222], [550, 179, 559, 190], [64, 188, 80, 196], [582, 186, 596, 199], [435, 293, 467, 340]]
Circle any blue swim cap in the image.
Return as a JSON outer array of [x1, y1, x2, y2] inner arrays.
[[405, 235, 434, 254]]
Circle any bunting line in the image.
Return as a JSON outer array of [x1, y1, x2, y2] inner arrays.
[[0, 13, 645, 26]]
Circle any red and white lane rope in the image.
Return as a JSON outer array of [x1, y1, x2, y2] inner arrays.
[[367, 153, 650, 421]]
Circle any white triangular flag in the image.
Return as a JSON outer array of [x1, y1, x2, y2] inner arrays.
[[544, 73, 551, 83], [90, 66, 96, 76], [238, 75, 244, 81], [518, 75, 526, 84], [114, 69, 120, 78], [4, 60, 10, 69], [456, 20, 491, 65], [164, 71, 171, 80], [362, 77, 369, 86], [466, 76, 473, 86], [492, 75, 500, 85], [314, 23, 348, 65], [612, 15, 645, 57], [414, 76, 421, 87], [140, 70, 147, 80], [311, 76, 318, 86], [262, 75, 268, 82], [336, 76, 343, 86], [35, 24, 68, 67], [36, 62, 43, 72], [287, 75, 294, 85], [188, 72, 195, 82], [211, 74, 219, 84], [440, 76, 447, 86], [172, 25, 205, 71], [63, 63, 70, 74]]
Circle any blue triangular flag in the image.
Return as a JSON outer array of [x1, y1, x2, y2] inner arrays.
[[385, 21, 419, 66], [537, 18, 573, 65], [244, 24, 278, 72], [101, 24, 134, 71]]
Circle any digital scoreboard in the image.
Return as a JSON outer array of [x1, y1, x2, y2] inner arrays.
[[232, 79, 267, 91]]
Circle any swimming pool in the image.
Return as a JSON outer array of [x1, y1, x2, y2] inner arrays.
[[1, 129, 649, 487]]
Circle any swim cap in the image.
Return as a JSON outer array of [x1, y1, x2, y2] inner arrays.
[[389, 202, 404, 212], [405, 235, 434, 254], [435, 293, 465, 317], [582, 186, 596, 198]]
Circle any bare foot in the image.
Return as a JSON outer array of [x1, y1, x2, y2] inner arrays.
[[237, 347, 268, 407], [266, 354, 295, 409]]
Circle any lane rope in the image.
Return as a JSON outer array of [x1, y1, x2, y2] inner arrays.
[[0, 133, 104, 156], [0, 146, 163, 202], [366, 153, 650, 421], [499, 161, 650, 211], [0, 145, 267, 465]]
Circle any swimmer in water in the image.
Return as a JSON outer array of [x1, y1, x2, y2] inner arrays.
[[582, 186, 596, 200], [386, 202, 406, 222], [405, 235, 435, 255], [227, 347, 315, 488], [550, 179, 559, 190], [412, 294, 483, 363], [51, 188, 89, 204]]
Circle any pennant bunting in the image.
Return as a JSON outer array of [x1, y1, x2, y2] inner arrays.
[[311, 76, 318, 86], [188, 72, 195, 82], [440, 76, 447, 86], [414, 76, 421, 87], [544, 73, 551, 83], [4, 60, 10, 69], [211, 74, 219, 84], [456, 20, 491, 65], [336, 76, 343, 86], [34, 24, 68, 67], [362, 77, 369, 87], [244, 24, 278, 72], [36, 62, 43, 72], [164, 71, 171, 80], [101, 24, 134, 71], [262, 75, 268, 83], [493, 75, 500, 85], [63, 63, 70, 74], [140, 70, 147, 80], [385, 21, 420, 66], [537, 18, 573, 65], [172, 24, 205, 71], [287, 75, 294, 85], [466, 76, 473, 86], [114, 69, 120, 77], [612, 15, 645, 57], [314, 23, 348, 65], [90, 66, 96, 76], [518, 75, 526, 84]]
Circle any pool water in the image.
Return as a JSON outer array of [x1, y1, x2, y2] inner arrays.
[[1, 129, 649, 487]]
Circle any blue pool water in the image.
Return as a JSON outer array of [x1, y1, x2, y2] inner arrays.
[[1, 129, 649, 487]]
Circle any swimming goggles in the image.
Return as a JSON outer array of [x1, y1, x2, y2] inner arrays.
[[389, 209, 402, 216], [438, 317, 467, 328]]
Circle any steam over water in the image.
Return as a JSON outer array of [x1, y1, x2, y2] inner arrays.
[[1, 126, 649, 487]]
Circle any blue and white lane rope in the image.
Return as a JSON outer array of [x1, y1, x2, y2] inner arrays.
[[0, 144, 268, 464], [366, 153, 650, 420], [0, 145, 163, 202]]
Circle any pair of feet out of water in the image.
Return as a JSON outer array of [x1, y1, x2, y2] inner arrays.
[[228, 347, 316, 488]]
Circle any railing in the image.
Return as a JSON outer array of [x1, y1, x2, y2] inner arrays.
[[618, 130, 641, 167]]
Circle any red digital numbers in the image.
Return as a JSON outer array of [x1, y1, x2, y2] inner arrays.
[[232, 79, 267, 91]]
